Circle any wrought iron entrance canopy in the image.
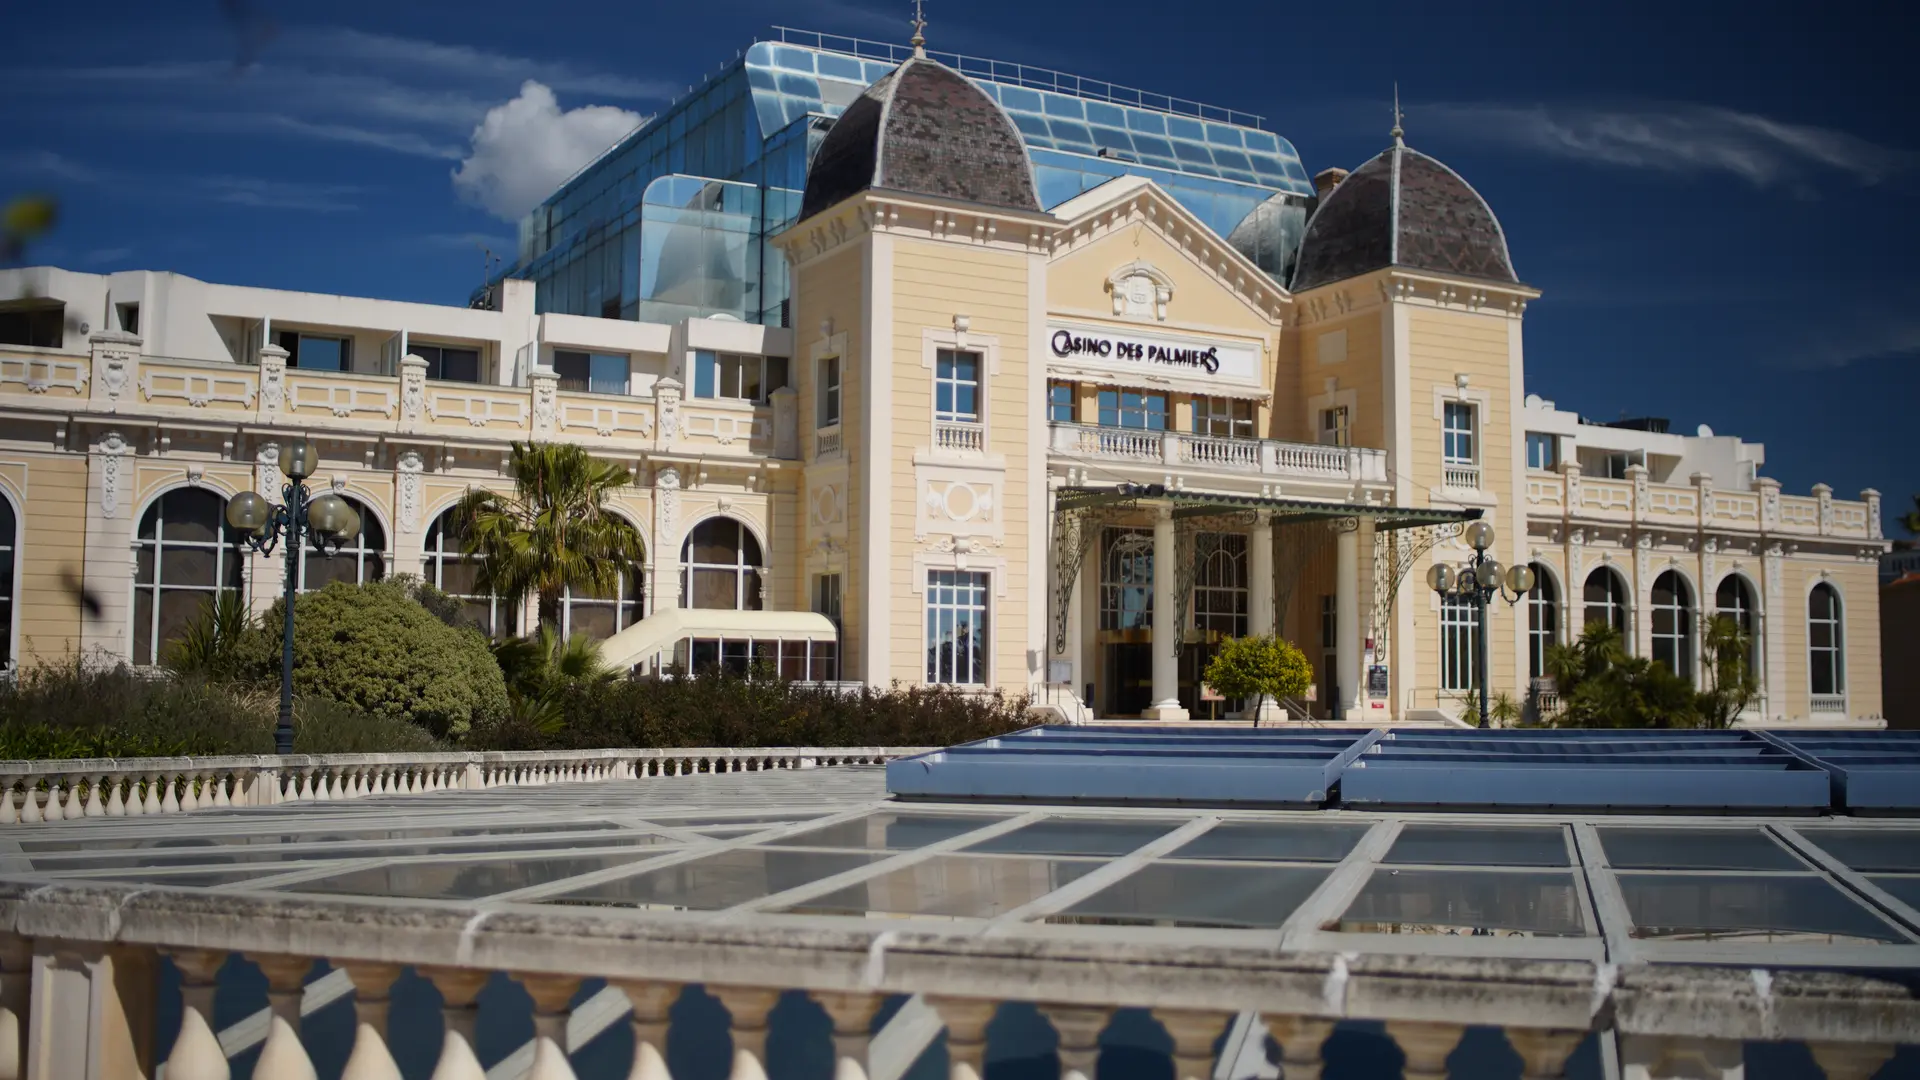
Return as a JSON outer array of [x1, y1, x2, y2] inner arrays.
[[1053, 484, 1484, 530]]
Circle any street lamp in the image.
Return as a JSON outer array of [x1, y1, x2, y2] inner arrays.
[[225, 438, 360, 755], [1426, 520, 1534, 727]]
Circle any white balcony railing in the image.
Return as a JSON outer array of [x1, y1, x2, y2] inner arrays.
[[933, 420, 986, 454], [1443, 463, 1481, 490], [1810, 694, 1847, 716], [816, 426, 843, 457], [1049, 423, 1385, 483], [1180, 432, 1261, 470]]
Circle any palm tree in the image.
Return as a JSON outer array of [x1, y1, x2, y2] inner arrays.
[[1902, 494, 1920, 538], [452, 442, 648, 630]]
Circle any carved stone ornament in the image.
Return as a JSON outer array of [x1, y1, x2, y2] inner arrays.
[[655, 466, 681, 553], [399, 355, 427, 427], [1106, 261, 1174, 321], [97, 431, 128, 518], [396, 450, 424, 533], [530, 367, 559, 436], [656, 377, 682, 442], [256, 442, 283, 500]]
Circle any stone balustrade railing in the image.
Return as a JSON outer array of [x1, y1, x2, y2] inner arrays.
[[0, 885, 1909, 1080], [1049, 422, 1388, 484], [0, 747, 929, 824], [1524, 464, 1883, 542]]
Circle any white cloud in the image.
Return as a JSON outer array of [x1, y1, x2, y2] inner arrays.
[[452, 81, 644, 221], [1422, 101, 1914, 194], [196, 176, 366, 213]]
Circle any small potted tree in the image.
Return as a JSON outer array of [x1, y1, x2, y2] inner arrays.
[[1202, 635, 1314, 726]]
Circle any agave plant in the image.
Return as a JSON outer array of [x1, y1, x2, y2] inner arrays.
[[162, 590, 254, 678]]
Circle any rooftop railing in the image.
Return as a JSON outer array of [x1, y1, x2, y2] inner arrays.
[[1524, 464, 1883, 541]]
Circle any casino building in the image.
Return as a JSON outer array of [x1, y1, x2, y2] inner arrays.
[[0, 28, 1888, 725]]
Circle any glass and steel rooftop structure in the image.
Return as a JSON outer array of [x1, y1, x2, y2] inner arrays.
[[494, 28, 1314, 329]]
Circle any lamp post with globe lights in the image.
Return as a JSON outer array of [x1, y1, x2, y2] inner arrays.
[[1426, 519, 1534, 727], [224, 438, 361, 755]]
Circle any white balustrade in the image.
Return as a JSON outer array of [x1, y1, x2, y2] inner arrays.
[[1178, 432, 1260, 470], [817, 427, 843, 457], [933, 420, 987, 454], [1810, 694, 1847, 716], [1443, 463, 1481, 490]]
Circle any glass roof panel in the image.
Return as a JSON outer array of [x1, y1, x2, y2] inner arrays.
[[22, 833, 649, 869], [288, 851, 670, 901], [765, 812, 1007, 851], [1797, 829, 1920, 872], [1616, 874, 1906, 944], [1338, 870, 1588, 937], [543, 849, 884, 911], [1165, 822, 1369, 863], [1385, 825, 1570, 867], [1051, 863, 1328, 929], [11, 820, 632, 852], [965, 819, 1181, 857], [787, 855, 1100, 919], [1598, 828, 1804, 872], [1869, 876, 1920, 909], [69, 867, 299, 888]]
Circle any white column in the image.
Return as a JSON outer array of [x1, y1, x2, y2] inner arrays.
[[1247, 513, 1280, 724], [1145, 504, 1187, 721], [1335, 519, 1362, 718]]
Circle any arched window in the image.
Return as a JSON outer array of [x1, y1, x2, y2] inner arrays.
[[1650, 570, 1694, 681], [1099, 527, 1153, 631], [0, 495, 16, 670], [1526, 563, 1557, 680], [424, 508, 516, 637], [1191, 533, 1247, 637], [561, 557, 647, 640], [1809, 583, 1844, 697], [1583, 567, 1630, 642], [300, 495, 385, 591], [1439, 594, 1477, 692], [681, 518, 763, 610], [133, 488, 244, 665], [1715, 576, 1758, 669]]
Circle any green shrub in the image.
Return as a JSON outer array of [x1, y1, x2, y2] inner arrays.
[[247, 579, 508, 739], [1201, 635, 1313, 702], [0, 659, 273, 758], [294, 697, 444, 754]]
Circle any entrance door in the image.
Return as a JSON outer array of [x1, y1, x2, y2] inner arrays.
[[1106, 643, 1154, 716]]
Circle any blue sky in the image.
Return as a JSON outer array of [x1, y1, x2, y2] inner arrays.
[[6, 0, 1915, 523]]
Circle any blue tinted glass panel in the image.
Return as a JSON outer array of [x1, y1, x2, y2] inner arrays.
[[1090, 127, 1134, 154], [1131, 134, 1174, 159], [1213, 149, 1252, 172], [1172, 141, 1215, 166], [694, 351, 717, 398], [1167, 116, 1206, 141], [816, 53, 865, 81], [1204, 123, 1245, 147], [864, 61, 894, 82], [775, 72, 821, 100], [1085, 101, 1127, 129], [1012, 113, 1052, 140], [1035, 166, 1089, 208], [1125, 110, 1167, 134], [1041, 94, 1085, 119], [1000, 86, 1045, 114], [1244, 131, 1280, 153], [771, 46, 816, 72], [1048, 120, 1095, 147]]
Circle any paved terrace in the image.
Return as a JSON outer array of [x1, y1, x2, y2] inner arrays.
[[0, 739, 1916, 1080]]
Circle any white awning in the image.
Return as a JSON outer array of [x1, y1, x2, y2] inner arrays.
[[599, 608, 838, 670]]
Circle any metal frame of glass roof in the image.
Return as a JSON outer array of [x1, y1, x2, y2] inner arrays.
[[1053, 484, 1483, 531]]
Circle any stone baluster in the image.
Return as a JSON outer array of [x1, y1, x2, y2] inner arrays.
[[0, 935, 30, 1080], [250, 954, 314, 1030], [180, 772, 203, 812], [161, 772, 183, 812], [1386, 1021, 1465, 1080], [0, 781, 16, 825], [1619, 1035, 1744, 1080], [1506, 1029, 1587, 1080], [520, 974, 584, 1080], [928, 998, 997, 1080], [813, 992, 881, 1080], [214, 771, 234, 807], [1263, 1015, 1333, 1080], [1807, 1042, 1896, 1080], [165, 949, 230, 1080], [103, 775, 127, 816], [1040, 1006, 1112, 1080], [255, 1014, 320, 1080], [712, 986, 782, 1080], [338, 962, 405, 1079], [82, 775, 106, 817], [142, 773, 164, 814], [614, 980, 680, 1080], [1153, 1011, 1229, 1080]]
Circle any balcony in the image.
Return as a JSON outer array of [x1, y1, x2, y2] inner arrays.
[[1811, 694, 1847, 716], [1443, 463, 1480, 490], [1049, 422, 1387, 482], [816, 425, 843, 458], [933, 419, 986, 454], [1525, 469, 1883, 541]]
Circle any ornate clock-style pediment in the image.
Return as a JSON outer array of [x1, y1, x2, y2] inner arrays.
[[1106, 260, 1175, 321]]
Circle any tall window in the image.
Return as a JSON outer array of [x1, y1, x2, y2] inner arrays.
[[1099, 528, 1153, 631], [817, 356, 841, 426], [1320, 595, 1337, 650], [1439, 594, 1477, 691], [1526, 433, 1559, 471], [926, 570, 990, 685], [681, 518, 763, 610], [1319, 406, 1350, 447], [1650, 570, 1694, 681], [1527, 564, 1558, 680], [560, 564, 646, 640], [411, 343, 482, 383], [300, 496, 385, 591], [1583, 567, 1630, 640], [1715, 576, 1758, 670], [1046, 380, 1075, 423], [813, 573, 843, 625], [1193, 397, 1254, 439], [934, 349, 982, 423], [424, 509, 516, 638], [133, 488, 244, 666], [694, 351, 786, 403], [1191, 534, 1247, 637], [1442, 402, 1476, 464], [554, 350, 629, 395], [1809, 583, 1844, 696], [1097, 389, 1167, 431], [0, 496, 15, 670]]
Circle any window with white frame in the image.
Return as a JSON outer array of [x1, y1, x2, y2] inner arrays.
[[1097, 389, 1167, 430], [1099, 528, 1154, 631], [1442, 402, 1477, 464], [1583, 567, 1630, 642], [1808, 583, 1844, 696], [561, 565, 646, 640], [693, 351, 787, 403], [1715, 576, 1758, 670], [1526, 433, 1559, 471], [813, 572, 842, 625], [817, 356, 841, 426], [300, 496, 386, 592], [133, 489, 245, 666], [0, 496, 17, 670], [1047, 380, 1075, 423], [1193, 397, 1254, 439], [681, 517, 763, 610], [1319, 406, 1350, 447], [425, 509, 517, 638], [1650, 570, 1694, 681], [1439, 594, 1477, 691], [1191, 534, 1247, 637], [1527, 564, 1557, 680], [934, 349, 983, 423], [411, 343, 482, 384], [926, 569, 990, 685]]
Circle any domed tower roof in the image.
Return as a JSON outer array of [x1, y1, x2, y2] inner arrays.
[[798, 54, 1040, 222], [1290, 138, 1517, 293]]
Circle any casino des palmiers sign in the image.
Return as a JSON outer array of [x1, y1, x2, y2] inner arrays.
[[1045, 322, 1263, 394]]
